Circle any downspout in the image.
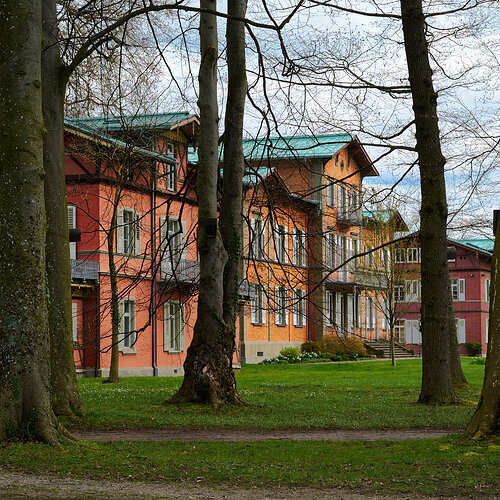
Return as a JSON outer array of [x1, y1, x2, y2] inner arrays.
[[151, 170, 158, 376]]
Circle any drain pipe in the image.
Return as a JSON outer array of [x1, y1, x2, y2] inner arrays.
[[151, 176, 158, 376]]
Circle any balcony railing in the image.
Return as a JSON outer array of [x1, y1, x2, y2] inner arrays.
[[337, 207, 363, 226], [354, 268, 387, 288], [159, 258, 200, 286], [70, 259, 99, 282]]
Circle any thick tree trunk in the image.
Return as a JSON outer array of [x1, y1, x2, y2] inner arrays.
[[169, 0, 234, 404], [400, 0, 457, 404], [465, 226, 499, 437], [42, 0, 85, 416], [0, 0, 62, 443], [218, 0, 248, 403]]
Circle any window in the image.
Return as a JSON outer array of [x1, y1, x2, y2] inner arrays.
[[68, 205, 77, 260], [339, 186, 348, 213], [250, 284, 266, 325], [166, 162, 176, 191], [292, 228, 306, 266], [394, 319, 405, 343], [485, 278, 490, 302], [250, 218, 265, 259], [293, 289, 306, 327], [381, 299, 388, 331], [325, 232, 334, 268], [164, 301, 185, 352], [117, 208, 141, 256], [406, 280, 421, 302], [394, 248, 406, 263], [394, 285, 405, 302], [72, 302, 78, 343], [274, 224, 287, 262], [166, 142, 176, 158], [349, 188, 358, 211], [365, 245, 373, 268], [407, 247, 420, 263], [366, 296, 375, 330], [451, 278, 465, 302], [325, 291, 335, 326], [275, 286, 288, 326], [119, 298, 136, 353], [326, 181, 336, 207], [340, 160, 344, 171]]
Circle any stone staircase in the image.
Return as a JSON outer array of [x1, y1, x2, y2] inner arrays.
[[363, 340, 417, 359]]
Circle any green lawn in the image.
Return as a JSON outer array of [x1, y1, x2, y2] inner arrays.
[[2, 358, 498, 497], [66, 358, 485, 431]]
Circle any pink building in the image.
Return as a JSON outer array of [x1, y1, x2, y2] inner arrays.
[[395, 238, 493, 355]]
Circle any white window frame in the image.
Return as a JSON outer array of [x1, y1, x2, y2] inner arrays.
[[394, 319, 405, 343], [394, 248, 406, 264], [456, 318, 466, 344], [485, 278, 490, 302], [117, 208, 141, 256], [164, 300, 185, 353], [451, 278, 465, 302], [275, 286, 288, 326], [250, 218, 266, 259], [166, 162, 176, 191], [250, 284, 266, 325], [394, 284, 405, 303], [406, 279, 421, 303], [407, 247, 420, 263], [325, 291, 335, 326], [72, 302, 78, 343], [326, 181, 336, 207], [274, 223, 287, 263], [119, 298, 136, 354], [292, 288, 306, 327], [68, 205, 77, 260], [292, 228, 306, 266]]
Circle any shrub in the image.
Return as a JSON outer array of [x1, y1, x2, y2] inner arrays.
[[280, 346, 301, 357], [319, 334, 367, 357], [300, 341, 321, 354], [464, 342, 482, 356]]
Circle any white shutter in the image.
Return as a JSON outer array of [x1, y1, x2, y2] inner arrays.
[[68, 205, 77, 260], [404, 320, 412, 343], [485, 318, 489, 344], [274, 287, 280, 325], [292, 230, 298, 265], [371, 298, 376, 330], [347, 294, 353, 333], [118, 300, 125, 347], [457, 318, 466, 344], [458, 279, 465, 302], [134, 212, 141, 256], [293, 289, 299, 326], [116, 208, 124, 254], [261, 222, 267, 259], [250, 285, 257, 324], [284, 288, 289, 325], [325, 233, 332, 268], [249, 218, 255, 256], [326, 183, 332, 206], [72, 302, 78, 342], [181, 220, 187, 260], [261, 287, 267, 324], [179, 304, 186, 351], [274, 224, 280, 261], [335, 292, 342, 327], [283, 226, 288, 263], [381, 299, 387, 331]]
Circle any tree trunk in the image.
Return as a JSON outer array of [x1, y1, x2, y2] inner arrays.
[[0, 0, 62, 443], [218, 0, 248, 403], [400, 0, 457, 404], [465, 225, 499, 437], [108, 193, 122, 384], [42, 0, 86, 416], [169, 0, 234, 405]]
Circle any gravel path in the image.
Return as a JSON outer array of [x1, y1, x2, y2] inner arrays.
[[74, 428, 460, 442]]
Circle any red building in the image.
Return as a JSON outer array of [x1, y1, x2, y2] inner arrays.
[[395, 238, 493, 355]]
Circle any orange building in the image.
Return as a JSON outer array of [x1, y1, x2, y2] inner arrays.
[[237, 134, 397, 362]]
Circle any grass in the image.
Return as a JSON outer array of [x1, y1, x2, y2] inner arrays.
[[1, 437, 499, 496], [65, 358, 484, 431], [1, 358, 498, 497]]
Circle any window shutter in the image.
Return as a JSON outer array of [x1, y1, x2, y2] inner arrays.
[[130, 299, 136, 349], [250, 284, 257, 324], [326, 183, 333, 206], [118, 300, 125, 348], [134, 212, 141, 256], [116, 208, 124, 254], [404, 320, 412, 343], [72, 302, 78, 342], [485, 318, 489, 343], [457, 318, 466, 343], [371, 299, 376, 330], [293, 289, 298, 326], [163, 302, 170, 351], [292, 229, 297, 265], [181, 220, 187, 260], [261, 287, 267, 324], [381, 299, 387, 331], [458, 279, 465, 301], [274, 224, 280, 261], [274, 287, 279, 325], [179, 304, 186, 351], [335, 292, 342, 327], [67, 206, 77, 260], [283, 225, 288, 263], [347, 294, 353, 333]]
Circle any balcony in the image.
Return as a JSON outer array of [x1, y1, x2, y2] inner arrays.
[[354, 268, 387, 288], [337, 206, 363, 226], [159, 259, 199, 287], [70, 259, 99, 282]]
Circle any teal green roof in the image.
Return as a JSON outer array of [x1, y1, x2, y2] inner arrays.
[[64, 119, 177, 164], [189, 133, 353, 164], [449, 238, 494, 255], [66, 112, 195, 132], [363, 209, 393, 223]]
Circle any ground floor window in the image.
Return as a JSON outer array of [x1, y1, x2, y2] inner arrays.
[[119, 298, 136, 353], [164, 301, 185, 353]]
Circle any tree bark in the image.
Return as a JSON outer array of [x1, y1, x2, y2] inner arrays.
[[400, 0, 457, 404], [42, 0, 86, 416], [169, 0, 234, 405], [465, 225, 499, 437], [0, 0, 63, 443]]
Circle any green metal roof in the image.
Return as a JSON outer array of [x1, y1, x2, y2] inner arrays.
[[64, 119, 177, 164], [65, 112, 194, 132], [449, 238, 494, 255], [189, 133, 353, 164], [363, 209, 394, 223]]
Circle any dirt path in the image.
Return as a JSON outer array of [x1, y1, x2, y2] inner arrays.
[[0, 468, 451, 500], [74, 428, 460, 442]]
